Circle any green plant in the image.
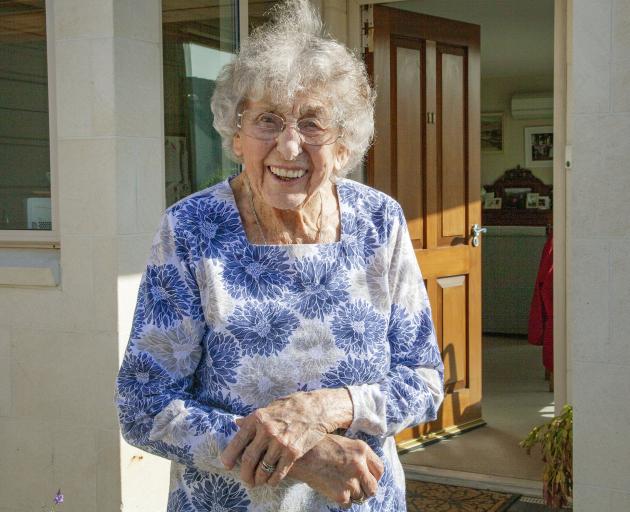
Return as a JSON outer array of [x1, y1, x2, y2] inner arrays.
[[520, 404, 573, 509]]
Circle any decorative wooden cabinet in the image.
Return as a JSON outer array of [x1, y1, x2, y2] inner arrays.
[[482, 166, 552, 230]]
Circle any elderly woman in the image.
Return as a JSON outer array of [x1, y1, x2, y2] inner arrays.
[[115, 0, 443, 510]]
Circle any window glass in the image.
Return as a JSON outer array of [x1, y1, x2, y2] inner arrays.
[[162, 0, 240, 207], [0, 1, 51, 230], [248, 0, 276, 32]]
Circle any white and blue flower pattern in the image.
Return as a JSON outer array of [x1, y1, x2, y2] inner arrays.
[[223, 244, 292, 300], [191, 474, 251, 511], [321, 356, 384, 388], [341, 213, 379, 269], [289, 258, 349, 320], [167, 489, 194, 512], [117, 352, 170, 399], [173, 195, 241, 262], [226, 302, 299, 357], [198, 330, 240, 389], [331, 300, 387, 353], [142, 264, 197, 328], [115, 178, 444, 511]]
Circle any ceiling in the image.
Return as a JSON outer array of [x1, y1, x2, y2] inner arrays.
[[383, 0, 554, 78]]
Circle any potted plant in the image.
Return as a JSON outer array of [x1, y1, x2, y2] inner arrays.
[[520, 404, 573, 508]]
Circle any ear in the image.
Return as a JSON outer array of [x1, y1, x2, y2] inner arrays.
[[232, 133, 243, 158], [333, 143, 350, 173]]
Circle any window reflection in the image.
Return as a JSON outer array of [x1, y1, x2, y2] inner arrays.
[[0, 0, 50, 230], [162, 0, 239, 207], [248, 0, 277, 32]]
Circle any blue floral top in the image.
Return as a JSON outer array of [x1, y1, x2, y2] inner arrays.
[[115, 177, 444, 512]]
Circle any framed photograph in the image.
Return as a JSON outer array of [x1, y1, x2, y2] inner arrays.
[[524, 126, 553, 167], [538, 196, 551, 210], [481, 112, 504, 152], [485, 197, 502, 210], [526, 192, 540, 209], [483, 192, 495, 209]]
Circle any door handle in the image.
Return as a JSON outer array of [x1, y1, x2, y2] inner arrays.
[[471, 224, 487, 247]]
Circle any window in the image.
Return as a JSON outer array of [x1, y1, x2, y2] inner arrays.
[[248, 0, 276, 32], [162, 0, 241, 207], [0, 1, 52, 232]]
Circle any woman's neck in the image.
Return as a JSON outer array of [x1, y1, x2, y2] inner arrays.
[[231, 174, 340, 245]]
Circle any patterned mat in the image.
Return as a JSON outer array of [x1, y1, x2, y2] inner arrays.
[[406, 480, 521, 512]]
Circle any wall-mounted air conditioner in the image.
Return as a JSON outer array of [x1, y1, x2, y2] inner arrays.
[[511, 93, 553, 120]]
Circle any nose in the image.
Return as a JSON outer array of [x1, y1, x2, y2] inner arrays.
[[275, 124, 303, 161]]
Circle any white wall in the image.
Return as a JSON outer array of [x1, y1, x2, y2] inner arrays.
[[0, 1, 166, 511], [481, 75, 553, 186], [570, 0, 630, 508]]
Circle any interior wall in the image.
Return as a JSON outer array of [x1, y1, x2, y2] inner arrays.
[[481, 75, 554, 186]]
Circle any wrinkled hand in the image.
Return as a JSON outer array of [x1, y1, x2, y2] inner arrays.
[[289, 434, 384, 508], [221, 389, 353, 487]]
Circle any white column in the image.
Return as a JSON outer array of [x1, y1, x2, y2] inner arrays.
[[571, 0, 630, 509]]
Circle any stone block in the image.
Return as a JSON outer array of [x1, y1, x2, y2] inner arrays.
[[57, 138, 117, 236], [572, 0, 612, 113], [54, 0, 114, 40], [55, 39, 116, 138], [113, 38, 162, 138], [573, 360, 630, 490]]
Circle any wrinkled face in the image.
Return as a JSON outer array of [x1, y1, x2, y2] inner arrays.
[[232, 95, 349, 210]]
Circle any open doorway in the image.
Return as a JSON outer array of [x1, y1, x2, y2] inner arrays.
[[355, 0, 556, 494]]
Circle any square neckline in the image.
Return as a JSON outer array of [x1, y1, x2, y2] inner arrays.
[[224, 174, 348, 249]]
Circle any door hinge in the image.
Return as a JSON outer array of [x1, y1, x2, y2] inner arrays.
[[361, 5, 374, 55], [427, 112, 436, 124]]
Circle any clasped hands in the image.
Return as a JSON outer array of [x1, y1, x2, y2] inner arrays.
[[220, 388, 384, 508]]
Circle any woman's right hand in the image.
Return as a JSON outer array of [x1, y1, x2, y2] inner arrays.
[[288, 434, 384, 508]]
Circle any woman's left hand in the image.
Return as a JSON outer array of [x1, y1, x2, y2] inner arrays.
[[221, 388, 354, 487]]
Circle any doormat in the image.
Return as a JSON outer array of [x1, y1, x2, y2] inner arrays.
[[406, 479, 521, 512]]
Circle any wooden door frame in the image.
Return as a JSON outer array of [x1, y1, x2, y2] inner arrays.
[[346, 0, 569, 413]]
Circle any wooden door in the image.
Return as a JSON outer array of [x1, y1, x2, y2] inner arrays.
[[366, 5, 482, 448]]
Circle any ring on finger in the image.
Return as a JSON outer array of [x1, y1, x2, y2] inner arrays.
[[350, 495, 367, 505], [260, 460, 277, 474]]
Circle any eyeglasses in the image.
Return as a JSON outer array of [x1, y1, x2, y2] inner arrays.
[[237, 110, 341, 146]]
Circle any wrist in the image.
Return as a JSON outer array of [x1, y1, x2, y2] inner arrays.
[[313, 388, 354, 432]]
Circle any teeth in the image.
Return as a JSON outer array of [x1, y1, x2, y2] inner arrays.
[[269, 166, 307, 179]]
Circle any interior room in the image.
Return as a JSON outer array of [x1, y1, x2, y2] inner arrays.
[[378, 0, 556, 492]]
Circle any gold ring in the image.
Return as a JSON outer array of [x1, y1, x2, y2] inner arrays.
[[260, 460, 277, 474], [350, 495, 367, 505]]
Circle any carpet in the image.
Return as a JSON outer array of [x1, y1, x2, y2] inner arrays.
[[406, 480, 522, 512]]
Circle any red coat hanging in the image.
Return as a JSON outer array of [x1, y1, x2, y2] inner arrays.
[[528, 235, 553, 372]]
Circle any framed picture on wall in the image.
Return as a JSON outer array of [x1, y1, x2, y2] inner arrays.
[[526, 192, 540, 209], [481, 112, 504, 152], [524, 126, 553, 167]]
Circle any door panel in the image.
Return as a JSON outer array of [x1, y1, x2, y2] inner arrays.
[[393, 39, 424, 245], [439, 48, 467, 241], [439, 275, 468, 392], [368, 5, 482, 447]]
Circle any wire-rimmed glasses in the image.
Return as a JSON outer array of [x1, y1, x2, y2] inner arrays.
[[236, 110, 341, 146]]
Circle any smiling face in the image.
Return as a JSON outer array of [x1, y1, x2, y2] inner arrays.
[[232, 95, 349, 211]]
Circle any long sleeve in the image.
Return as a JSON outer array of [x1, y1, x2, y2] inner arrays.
[[115, 211, 242, 472], [346, 202, 444, 438]]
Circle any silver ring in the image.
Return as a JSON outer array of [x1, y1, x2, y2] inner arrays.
[[260, 460, 277, 474], [350, 496, 367, 505]]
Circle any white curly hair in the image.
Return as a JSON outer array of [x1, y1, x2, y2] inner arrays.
[[210, 0, 375, 177]]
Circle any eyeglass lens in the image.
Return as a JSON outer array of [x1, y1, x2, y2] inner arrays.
[[238, 111, 338, 145]]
